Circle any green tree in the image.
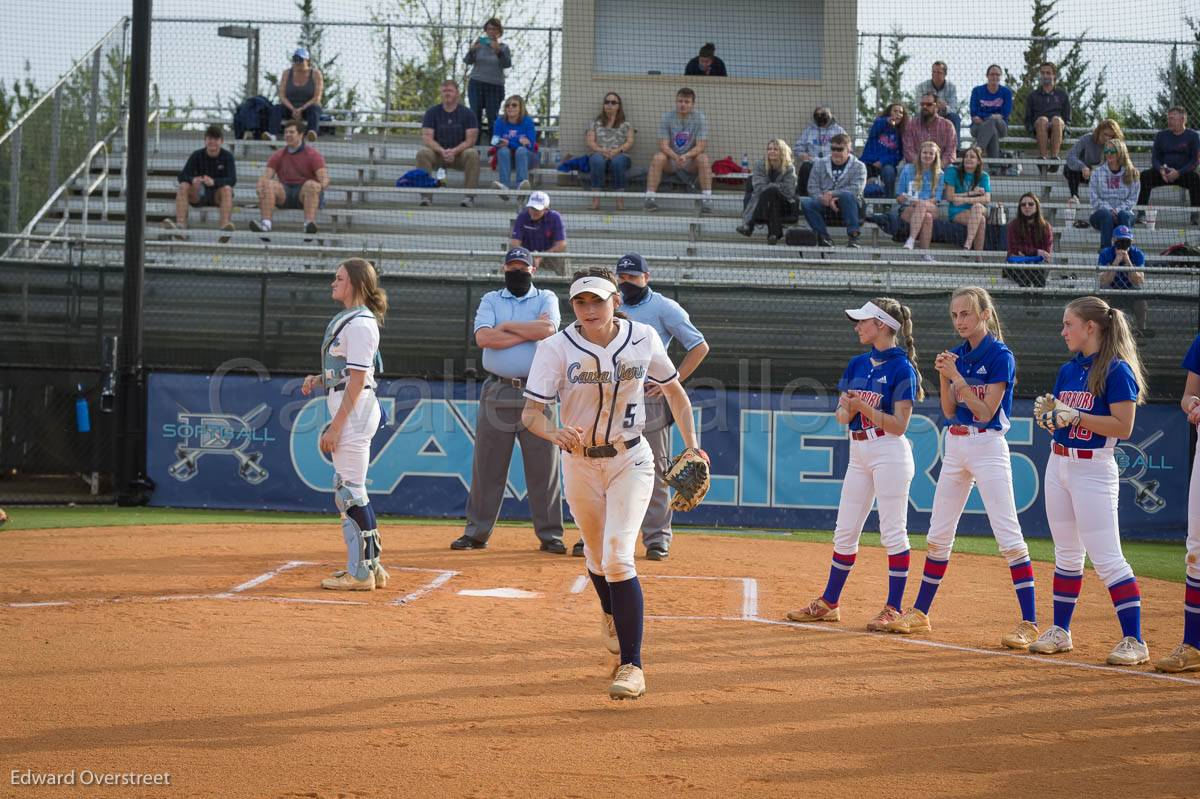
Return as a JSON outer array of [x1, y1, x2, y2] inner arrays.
[[857, 28, 910, 130], [1006, 0, 1060, 128], [265, 0, 360, 116], [1147, 17, 1200, 125], [1008, 0, 1106, 131]]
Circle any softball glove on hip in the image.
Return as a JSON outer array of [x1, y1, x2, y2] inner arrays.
[[665, 447, 711, 512], [1033, 393, 1081, 432]]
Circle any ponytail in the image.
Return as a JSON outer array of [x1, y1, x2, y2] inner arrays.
[[951, 286, 1004, 341], [873, 296, 925, 401], [340, 257, 388, 324], [1066, 296, 1147, 404]]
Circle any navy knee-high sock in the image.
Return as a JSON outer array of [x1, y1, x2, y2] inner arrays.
[[607, 576, 644, 668], [589, 570, 612, 615]]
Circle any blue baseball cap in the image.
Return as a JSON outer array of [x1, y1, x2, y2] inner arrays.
[[1113, 225, 1133, 241], [504, 246, 533, 266], [292, 47, 310, 61], [615, 253, 648, 274]]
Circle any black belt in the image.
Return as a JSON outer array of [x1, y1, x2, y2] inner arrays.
[[333, 383, 374, 393], [582, 436, 641, 459], [489, 374, 525, 389]]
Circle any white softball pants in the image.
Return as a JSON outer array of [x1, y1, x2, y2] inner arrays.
[[926, 430, 1027, 561], [563, 440, 655, 583], [326, 390, 382, 494], [832, 433, 915, 556], [1043, 449, 1135, 585], [1188, 445, 1200, 581]]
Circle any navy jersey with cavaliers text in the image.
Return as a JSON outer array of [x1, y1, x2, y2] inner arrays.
[[838, 347, 919, 432], [947, 333, 1016, 432], [1182, 333, 1200, 375], [1051, 353, 1139, 449]]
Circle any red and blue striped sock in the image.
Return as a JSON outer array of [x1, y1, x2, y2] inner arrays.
[[886, 550, 910, 610], [1108, 576, 1143, 641], [1184, 576, 1200, 648], [1052, 568, 1084, 630], [912, 556, 949, 614], [608, 576, 643, 667], [589, 570, 612, 615], [1008, 558, 1037, 624], [820, 551, 856, 606]]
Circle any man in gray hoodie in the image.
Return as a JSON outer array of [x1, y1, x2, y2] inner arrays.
[[801, 133, 867, 247]]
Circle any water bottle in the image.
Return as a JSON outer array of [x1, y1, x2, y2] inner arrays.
[[491, 133, 502, 147], [741, 153, 750, 174], [74, 385, 91, 433], [435, 167, 446, 186]]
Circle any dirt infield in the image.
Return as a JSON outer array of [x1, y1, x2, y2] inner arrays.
[[1, 523, 1197, 799]]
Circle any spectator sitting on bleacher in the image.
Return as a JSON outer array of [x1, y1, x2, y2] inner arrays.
[[417, 80, 480, 208], [684, 43, 727, 77], [915, 61, 962, 142], [464, 18, 512, 137], [1136, 107, 1200, 226], [249, 119, 328, 239], [903, 94, 957, 166], [794, 106, 847, 197], [510, 191, 567, 273], [1089, 138, 1140, 248], [969, 65, 1012, 161], [1064, 118, 1124, 209], [801, 133, 866, 249], [737, 138, 798, 245], [270, 48, 323, 143], [491, 94, 538, 198], [861, 102, 906, 198], [1025, 61, 1071, 174], [944, 147, 991, 252], [896, 140, 946, 259], [586, 92, 634, 211], [1098, 225, 1153, 338], [1007, 192, 1054, 262], [645, 87, 712, 214], [162, 124, 236, 243]]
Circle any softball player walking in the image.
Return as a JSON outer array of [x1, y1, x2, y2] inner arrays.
[[1029, 296, 1149, 665], [886, 287, 1039, 648], [787, 298, 924, 631], [301, 258, 388, 591], [521, 270, 703, 700], [1153, 334, 1200, 672]]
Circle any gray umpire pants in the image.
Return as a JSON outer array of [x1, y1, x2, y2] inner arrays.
[[463, 378, 564, 545], [639, 393, 674, 550]]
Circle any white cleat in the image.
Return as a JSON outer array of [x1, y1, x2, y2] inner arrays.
[[608, 664, 646, 700], [321, 570, 375, 591], [601, 612, 620, 654], [1106, 636, 1150, 666], [1028, 624, 1073, 654]]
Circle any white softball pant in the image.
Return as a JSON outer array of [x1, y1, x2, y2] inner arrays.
[[326, 390, 382, 493], [926, 430, 1027, 561], [833, 433, 915, 556], [563, 439, 656, 583], [1188, 444, 1200, 581], [1043, 449, 1135, 585]]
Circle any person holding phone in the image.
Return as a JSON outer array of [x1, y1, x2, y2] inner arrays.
[[464, 18, 512, 137]]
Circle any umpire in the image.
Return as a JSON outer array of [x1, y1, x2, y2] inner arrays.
[[451, 247, 567, 552], [602, 252, 709, 560]]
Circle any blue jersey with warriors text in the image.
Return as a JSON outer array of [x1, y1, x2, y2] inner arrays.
[[1182, 333, 1200, 375], [838, 347, 919, 432], [1051, 353, 1139, 449], [947, 333, 1016, 432]]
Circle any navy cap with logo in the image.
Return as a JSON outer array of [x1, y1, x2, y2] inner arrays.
[[615, 253, 648, 274], [504, 246, 533, 266]]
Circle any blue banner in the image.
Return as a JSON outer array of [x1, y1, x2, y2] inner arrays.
[[146, 372, 1192, 539]]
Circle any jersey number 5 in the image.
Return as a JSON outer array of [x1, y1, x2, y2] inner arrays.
[[623, 403, 637, 428]]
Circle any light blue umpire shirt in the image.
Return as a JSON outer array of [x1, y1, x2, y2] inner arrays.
[[620, 288, 705, 351], [474, 285, 562, 379]]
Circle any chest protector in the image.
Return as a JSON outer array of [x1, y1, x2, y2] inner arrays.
[[321, 306, 384, 390]]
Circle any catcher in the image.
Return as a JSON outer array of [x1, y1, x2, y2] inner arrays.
[[1028, 296, 1150, 667]]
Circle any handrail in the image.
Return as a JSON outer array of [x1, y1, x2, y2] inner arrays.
[[0, 17, 128, 150], [6, 140, 110, 260]]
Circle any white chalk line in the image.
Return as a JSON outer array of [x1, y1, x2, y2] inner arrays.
[[227, 560, 313, 593], [391, 569, 458, 606], [570, 575, 589, 594]]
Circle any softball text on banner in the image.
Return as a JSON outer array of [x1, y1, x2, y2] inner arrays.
[[146, 372, 1190, 539]]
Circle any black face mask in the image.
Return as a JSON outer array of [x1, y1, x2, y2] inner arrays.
[[814, 113, 830, 126], [504, 269, 532, 296], [618, 281, 648, 305]]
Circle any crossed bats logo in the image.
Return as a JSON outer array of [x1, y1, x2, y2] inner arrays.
[[167, 403, 271, 485], [1114, 430, 1166, 514]]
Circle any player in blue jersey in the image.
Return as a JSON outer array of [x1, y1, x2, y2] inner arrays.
[[887, 287, 1039, 648], [300, 258, 388, 591], [1154, 334, 1200, 672], [1029, 296, 1150, 665], [787, 298, 925, 631]]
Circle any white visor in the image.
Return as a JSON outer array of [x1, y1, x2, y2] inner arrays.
[[845, 301, 901, 331], [569, 275, 618, 301]]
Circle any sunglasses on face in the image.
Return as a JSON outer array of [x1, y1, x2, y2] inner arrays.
[[604, 99, 619, 105], [831, 146, 847, 152], [920, 102, 934, 107], [1020, 201, 1036, 207], [1104, 148, 1118, 154]]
